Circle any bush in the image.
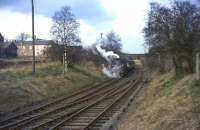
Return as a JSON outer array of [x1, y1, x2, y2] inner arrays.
[[45, 41, 83, 66], [81, 46, 104, 67]]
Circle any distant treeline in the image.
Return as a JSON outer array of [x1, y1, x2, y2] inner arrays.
[[144, 1, 200, 75]]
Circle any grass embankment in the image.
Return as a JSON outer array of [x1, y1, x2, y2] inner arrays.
[[119, 72, 200, 130], [0, 62, 106, 115]]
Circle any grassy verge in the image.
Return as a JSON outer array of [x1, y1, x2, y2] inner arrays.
[[118, 72, 200, 130], [0, 62, 106, 114]]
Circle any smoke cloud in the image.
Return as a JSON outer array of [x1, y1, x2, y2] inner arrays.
[[96, 44, 119, 62], [96, 44, 122, 78]]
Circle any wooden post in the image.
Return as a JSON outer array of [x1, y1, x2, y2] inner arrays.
[[63, 53, 65, 75], [63, 45, 68, 76], [158, 54, 161, 70], [31, 0, 36, 73], [155, 53, 161, 70], [196, 52, 200, 80]]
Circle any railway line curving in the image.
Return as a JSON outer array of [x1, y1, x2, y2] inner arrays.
[[0, 68, 144, 130]]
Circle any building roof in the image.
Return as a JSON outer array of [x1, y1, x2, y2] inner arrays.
[[15, 39, 51, 46], [0, 39, 51, 48], [0, 42, 16, 48]]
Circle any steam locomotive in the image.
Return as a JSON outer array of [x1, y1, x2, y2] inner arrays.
[[120, 59, 135, 77], [118, 58, 135, 77], [103, 57, 135, 78]]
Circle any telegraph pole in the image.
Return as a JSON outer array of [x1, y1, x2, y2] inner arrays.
[[32, 0, 36, 73], [196, 52, 200, 80]]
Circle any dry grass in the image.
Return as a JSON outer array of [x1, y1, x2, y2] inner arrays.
[[118, 72, 200, 130], [0, 62, 106, 114]]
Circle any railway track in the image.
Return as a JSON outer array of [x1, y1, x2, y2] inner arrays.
[[48, 69, 143, 130], [0, 68, 143, 130]]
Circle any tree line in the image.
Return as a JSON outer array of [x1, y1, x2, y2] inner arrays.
[[144, 0, 200, 75]]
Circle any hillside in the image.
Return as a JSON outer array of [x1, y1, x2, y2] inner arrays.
[[0, 62, 106, 115], [118, 72, 200, 130]]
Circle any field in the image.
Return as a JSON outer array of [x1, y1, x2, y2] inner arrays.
[[0, 62, 106, 115], [118, 71, 200, 130]]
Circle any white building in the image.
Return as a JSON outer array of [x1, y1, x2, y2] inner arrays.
[[16, 39, 51, 57]]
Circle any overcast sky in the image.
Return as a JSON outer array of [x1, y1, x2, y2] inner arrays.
[[0, 0, 172, 53]]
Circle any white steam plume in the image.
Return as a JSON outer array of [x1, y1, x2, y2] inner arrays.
[[96, 44, 119, 62], [96, 44, 122, 78]]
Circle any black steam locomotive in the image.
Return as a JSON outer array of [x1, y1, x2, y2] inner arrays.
[[104, 57, 135, 78], [118, 58, 135, 77]]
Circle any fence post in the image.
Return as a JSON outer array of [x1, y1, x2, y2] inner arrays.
[[63, 46, 68, 77], [196, 52, 200, 80]]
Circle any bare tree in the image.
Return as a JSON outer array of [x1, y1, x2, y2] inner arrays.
[[51, 6, 80, 46], [143, 2, 171, 73], [0, 33, 4, 43], [17, 33, 30, 43], [144, 1, 200, 74], [101, 31, 122, 54]]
